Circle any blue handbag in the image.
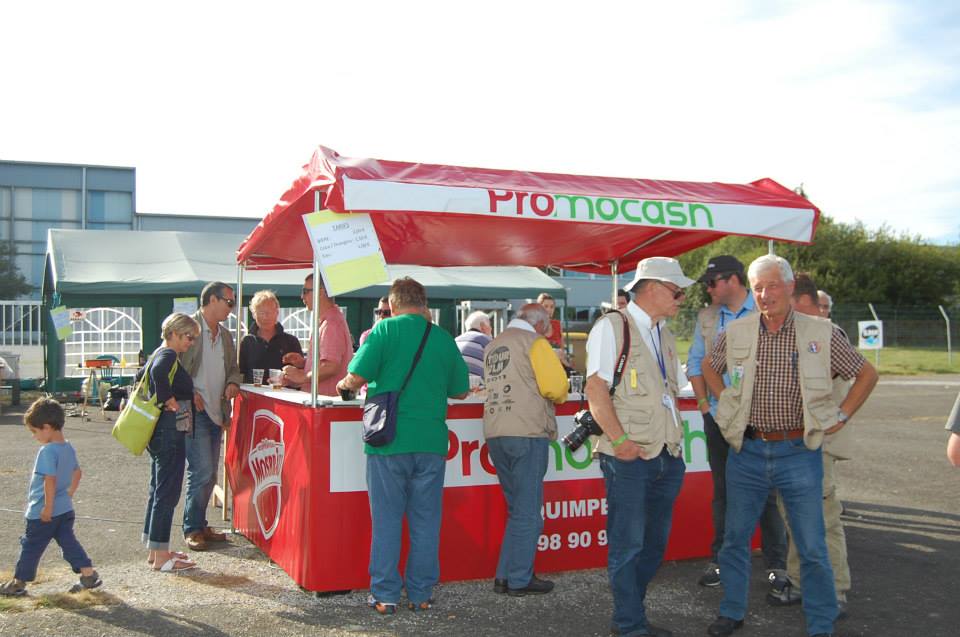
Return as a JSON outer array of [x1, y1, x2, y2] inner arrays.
[[362, 322, 432, 447]]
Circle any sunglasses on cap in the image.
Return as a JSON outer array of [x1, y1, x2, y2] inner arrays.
[[374, 308, 391, 317], [706, 273, 736, 289]]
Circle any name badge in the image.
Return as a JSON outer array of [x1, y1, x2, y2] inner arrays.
[[630, 368, 638, 389], [731, 365, 744, 389]]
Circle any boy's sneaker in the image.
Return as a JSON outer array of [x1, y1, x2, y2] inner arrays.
[[698, 562, 721, 587], [69, 571, 102, 594], [0, 579, 27, 597]]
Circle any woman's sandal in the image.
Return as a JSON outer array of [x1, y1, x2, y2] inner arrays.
[[407, 599, 434, 612], [154, 557, 197, 573], [147, 551, 189, 566], [367, 594, 397, 615]]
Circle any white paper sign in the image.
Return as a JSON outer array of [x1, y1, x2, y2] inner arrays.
[[301, 210, 389, 296], [858, 320, 883, 350], [173, 297, 199, 315]]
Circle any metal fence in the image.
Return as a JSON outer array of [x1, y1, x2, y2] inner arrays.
[[60, 306, 350, 378], [0, 300, 42, 346], [566, 302, 960, 353]]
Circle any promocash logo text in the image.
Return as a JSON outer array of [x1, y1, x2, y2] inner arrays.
[[487, 189, 715, 228]]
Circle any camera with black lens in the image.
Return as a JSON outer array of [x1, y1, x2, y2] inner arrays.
[[562, 409, 604, 452]]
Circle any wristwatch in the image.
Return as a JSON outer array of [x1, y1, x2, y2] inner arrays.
[[837, 409, 849, 424]]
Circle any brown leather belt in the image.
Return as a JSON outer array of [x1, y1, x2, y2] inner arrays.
[[744, 426, 804, 442]]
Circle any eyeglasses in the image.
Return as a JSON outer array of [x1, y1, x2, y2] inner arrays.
[[706, 273, 735, 289], [301, 287, 313, 296], [374, 308, 391, 317], [658, 281, 686, 300], [219, 297, 236, 308]]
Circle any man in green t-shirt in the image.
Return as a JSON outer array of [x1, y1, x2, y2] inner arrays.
[[337, 277, 469, 614]]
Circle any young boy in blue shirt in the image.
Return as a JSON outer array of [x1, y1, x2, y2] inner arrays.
[[0, 398, 101, 596]]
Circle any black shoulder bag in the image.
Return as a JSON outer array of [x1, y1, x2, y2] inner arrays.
[[362, 322, 433, 447]]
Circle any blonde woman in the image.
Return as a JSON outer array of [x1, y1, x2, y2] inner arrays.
[[239, 290, 303, 383], [138, 312, 200, 572]]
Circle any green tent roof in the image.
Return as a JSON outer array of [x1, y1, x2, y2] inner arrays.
[[44, 229, 565, 300]]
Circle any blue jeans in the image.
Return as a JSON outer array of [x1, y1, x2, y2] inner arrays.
[[487, 436, 549, 589], [704, 413, 787, 567], [15, 511, 92, 582], [142, 410, 186, 550], [366, 453, 445, 605], [719, 437, 837, 636], [600, 450, 686, 637], [183, 410, 222, 536]]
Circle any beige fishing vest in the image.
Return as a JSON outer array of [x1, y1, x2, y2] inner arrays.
[[716, 312, 837, 452], [483, 328, 558, 440], [592, 311, 682, 458], [698, 304, 721, 360]]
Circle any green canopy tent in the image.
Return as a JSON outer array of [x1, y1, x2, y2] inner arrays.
[[41, 229, 564, 390]]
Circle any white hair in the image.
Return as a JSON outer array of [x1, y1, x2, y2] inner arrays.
[[464, 310, 491, 331], [818, 290, 833, 309], [517, 303, 550, 330], [747, 254, 794, 283]]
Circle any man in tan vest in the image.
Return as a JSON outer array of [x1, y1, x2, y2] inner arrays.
[[585, 257, 694, 637], [688, 255, 787, 590], [483, 303, 569, 596], [704, 255, 877, 637], [771, 275, 854, 616]]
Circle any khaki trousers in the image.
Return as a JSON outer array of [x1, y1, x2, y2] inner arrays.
[[777, 451, 851, 601]]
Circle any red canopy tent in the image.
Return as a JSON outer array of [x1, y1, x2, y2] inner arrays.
[[237, 146, 819, 274]]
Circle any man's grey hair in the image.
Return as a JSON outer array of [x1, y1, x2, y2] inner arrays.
[[464, 311, 491, 331], [818, 290, 833, 310], [747, 254, 794, 283], [517, 303, 550, 331]]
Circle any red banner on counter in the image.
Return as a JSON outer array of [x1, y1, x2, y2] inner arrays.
[[227, 390, 714, 592]]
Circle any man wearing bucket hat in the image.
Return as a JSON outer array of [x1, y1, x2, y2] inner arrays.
[[687, 256, 788, 592], [584, 256, 694, 637]]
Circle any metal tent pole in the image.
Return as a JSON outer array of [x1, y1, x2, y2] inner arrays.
[[611, 261, 619, 307], [310, 190, 322, 408]]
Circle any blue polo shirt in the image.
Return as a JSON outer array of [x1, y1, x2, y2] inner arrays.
[[686, 292, 756, 415]]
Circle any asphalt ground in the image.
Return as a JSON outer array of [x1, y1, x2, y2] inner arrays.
[[1, 377, 959, 637]]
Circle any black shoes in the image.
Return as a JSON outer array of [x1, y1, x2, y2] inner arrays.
[[707, 616, 744, 637], [507, 575, 554, 596], [493, 578, 507, 594]]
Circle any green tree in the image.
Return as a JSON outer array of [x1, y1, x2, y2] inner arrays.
[[0, 242, 33, 299], [676, 215, 960, 308]]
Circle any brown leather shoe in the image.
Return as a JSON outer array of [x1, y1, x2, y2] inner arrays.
[[185, 532, 208, 551], [202, 527, 227, 542]]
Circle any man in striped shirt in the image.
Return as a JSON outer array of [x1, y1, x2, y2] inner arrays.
[[456, 311, 493, 380]]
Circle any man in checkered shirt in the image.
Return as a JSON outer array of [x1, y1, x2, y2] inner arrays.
[[703, 255, 878, 637]]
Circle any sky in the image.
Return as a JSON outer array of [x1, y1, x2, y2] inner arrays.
[[2, 0, 958, 244]]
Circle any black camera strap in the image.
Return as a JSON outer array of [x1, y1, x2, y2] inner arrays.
[[575, 310, 632, 413], [609, 310, 631, 397]]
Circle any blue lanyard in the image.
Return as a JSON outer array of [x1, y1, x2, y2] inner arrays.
[[650, 324, 667, 381]]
